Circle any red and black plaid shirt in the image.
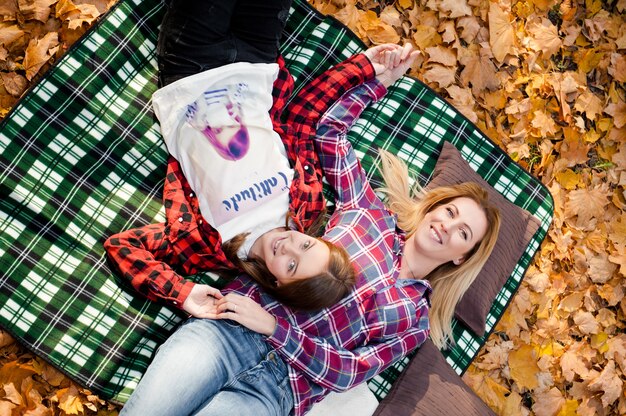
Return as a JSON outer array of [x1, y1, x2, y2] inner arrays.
[[104, 54, 376, 308]]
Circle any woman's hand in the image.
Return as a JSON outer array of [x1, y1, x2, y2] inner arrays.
[[363, 43, 400, 76], [364, 43, 420, 88], [182, 283, 223, 318], [215, 294, 277, 336]]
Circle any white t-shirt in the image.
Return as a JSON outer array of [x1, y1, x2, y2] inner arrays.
[[152, 63, 293, 256]]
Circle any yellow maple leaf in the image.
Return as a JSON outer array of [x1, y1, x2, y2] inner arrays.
[[423, 64, 456, 88], [3, 382, 24, 406], [532, 387, 566, 416], [555, 169, 580, 190], [412, 25, 441, 49], [509, 344, 540, 390], [587, 251, 618, 283], [573, 310, 600, 335], [459, 49, 500, 94], [564, 185, 610, 225], [608, 52, 626, 83], [56, 385, 84, 415], [439, 0, 471, 18], [608, 244, 626, 277], [502, 390, 525, 415], [561, 343, 591, 382], [398, 0, 414, 9], [559, 134, 590, 167], [457, 15, 480, 43], [0, 362, 38, 386], [445, 85, 478, 122], [556, 399, 579, 416], [425, 45, 457, 66], [591, 331, 610, 353], [488, 3, 515, 63], [587, 360, 623, 407], [462, 370, 509, 413], [531, 109, 558, 136], [18, 0, 56, 23], [333, 3, 366, 40], [526, 18, 562, 58], [609, 213, 626, 246], [604, 99, 626, 128], [558, 290, 584, 313], [574, 90, 604, 121], [605, 334, 626, 372], [596, 281, 624, 306], [0, 23, 25, 47], [66, 5, 102, 31], [506, 141, 530, 162], [23, 32, 60, 81], [576, 48, 605, 74], [55, 0, 79, 17]]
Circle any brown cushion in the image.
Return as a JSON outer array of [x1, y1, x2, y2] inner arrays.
[[373, 339, 496, 416], [425, 142, 541, 336]]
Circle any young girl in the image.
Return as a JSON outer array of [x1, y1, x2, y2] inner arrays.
[[104, 0, 381, 312]]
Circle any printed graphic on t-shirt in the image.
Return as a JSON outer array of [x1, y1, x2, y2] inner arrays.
[[185, 83, 250, 161]]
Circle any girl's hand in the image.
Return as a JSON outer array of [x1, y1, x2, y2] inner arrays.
[[367, 43, 420, 88], [215, 294, 277, 336], [363, 44, 400, 76], [182, 283, 223, 318]]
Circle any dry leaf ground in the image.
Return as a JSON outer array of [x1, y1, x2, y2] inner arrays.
[[1, 0, 625, 415]]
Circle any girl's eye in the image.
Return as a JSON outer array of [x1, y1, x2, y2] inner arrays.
[[446, 207, 454, 217], [288, 260, 296, 272], [460, 229, 468, 240], [303, 241, 311, 249]]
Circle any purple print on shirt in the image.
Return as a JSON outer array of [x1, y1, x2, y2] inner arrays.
[[186, 84, 250, 160]]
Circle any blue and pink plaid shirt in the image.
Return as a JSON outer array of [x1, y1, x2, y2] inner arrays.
[[225, 79, 432, 416]]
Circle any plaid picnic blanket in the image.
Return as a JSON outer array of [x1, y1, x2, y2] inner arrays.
[[0, 0, 553, 405]]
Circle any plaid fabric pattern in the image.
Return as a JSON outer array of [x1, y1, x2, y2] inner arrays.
[[0, 0, 554, 406]]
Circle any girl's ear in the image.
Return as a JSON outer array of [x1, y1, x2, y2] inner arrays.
[[453, 257, 465, 266]]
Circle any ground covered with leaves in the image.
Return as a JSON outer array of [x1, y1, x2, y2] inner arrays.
[[1, 0, 625, 415]]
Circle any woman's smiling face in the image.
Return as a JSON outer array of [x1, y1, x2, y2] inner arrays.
[[410, 197, 488, 266], [249, 229, 330, 285]]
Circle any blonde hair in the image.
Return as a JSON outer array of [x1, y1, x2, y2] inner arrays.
[[377, 149, 501, 349]]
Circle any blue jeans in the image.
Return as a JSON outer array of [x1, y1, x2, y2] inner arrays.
[[157, 0, 293, 86], [120, 319, 293, 416]]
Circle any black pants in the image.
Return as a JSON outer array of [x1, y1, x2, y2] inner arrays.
[[157, 0, 293, 86]]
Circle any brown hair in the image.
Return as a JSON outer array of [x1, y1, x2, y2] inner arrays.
[[378, 149, 501, 348], [222, 215, 356, 311]]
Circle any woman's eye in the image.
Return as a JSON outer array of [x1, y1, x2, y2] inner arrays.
[[446, 207, 454, 217], [460, 229, 468, 240], [288, 260, 296, 272]]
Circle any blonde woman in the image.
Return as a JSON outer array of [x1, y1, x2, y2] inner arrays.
[[377, 156, 501, 348]]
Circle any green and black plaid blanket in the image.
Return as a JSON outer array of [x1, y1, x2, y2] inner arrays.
[[0, 0, 553, 405]]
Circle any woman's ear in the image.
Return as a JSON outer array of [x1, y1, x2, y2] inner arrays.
[[453, 257, 465, 266]]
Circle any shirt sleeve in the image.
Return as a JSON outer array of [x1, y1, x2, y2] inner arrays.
[[265, 295, 430, 391], [103, 222, 195, 309], [284, 53, 377, 137], [314, 80, 388, 211]]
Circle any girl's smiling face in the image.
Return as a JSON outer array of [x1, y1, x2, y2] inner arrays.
[[410, 197, 488, 266], [249, 229, 330, 285]]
